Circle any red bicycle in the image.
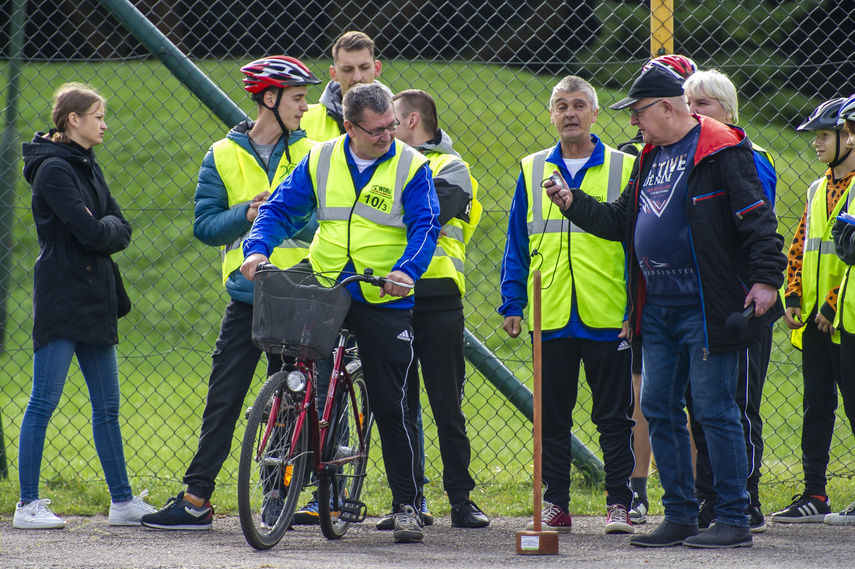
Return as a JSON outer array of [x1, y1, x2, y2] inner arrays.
[[237, 265, 407, 549]]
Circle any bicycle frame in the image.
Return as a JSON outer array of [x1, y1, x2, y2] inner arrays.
[[254, 328, 368, 492]]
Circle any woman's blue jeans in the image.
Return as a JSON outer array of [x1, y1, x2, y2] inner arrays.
[[19, 339, 133, 503], [640, 303, 749, 527]]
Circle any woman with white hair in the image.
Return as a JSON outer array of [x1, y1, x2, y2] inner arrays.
[[684, 69, 776, 202], [683, 68, 776, 533]]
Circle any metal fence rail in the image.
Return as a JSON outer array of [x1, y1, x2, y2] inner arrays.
[[1, 0, 853, 495]]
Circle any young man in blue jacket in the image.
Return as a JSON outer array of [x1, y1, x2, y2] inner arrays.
[[142, 56, 321, 530]]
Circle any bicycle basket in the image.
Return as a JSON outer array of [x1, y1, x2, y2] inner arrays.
[[252, 268, 352, 359]]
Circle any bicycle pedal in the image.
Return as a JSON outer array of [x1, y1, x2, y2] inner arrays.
[[337, 499, 367, 523]]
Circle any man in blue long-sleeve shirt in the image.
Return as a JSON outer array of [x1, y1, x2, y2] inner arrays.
[[498, 76, 636, 535], [242, 83, 440, 543]]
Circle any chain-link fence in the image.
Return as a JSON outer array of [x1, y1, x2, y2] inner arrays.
[[2, 0, 854, 498]]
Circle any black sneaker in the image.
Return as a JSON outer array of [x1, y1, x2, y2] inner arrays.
[[629, 520, 698, 547], [450, 499, 490, 528], [375, 510, 395, 530], [629, 492, 648, 524], [698, 497, 717, 530], [770, 494, 830, 523], [377, 496, 434, 530], [261, 490, 284, 528], [747, 504, 766, 533], [140, 492, 214, 530], [683, 522, 752, 548]]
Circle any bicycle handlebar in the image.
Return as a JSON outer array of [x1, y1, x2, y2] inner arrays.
[[255, 263, 414, 290]]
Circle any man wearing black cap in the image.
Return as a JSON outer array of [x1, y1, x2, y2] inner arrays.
[[544, 65, 786, 549]]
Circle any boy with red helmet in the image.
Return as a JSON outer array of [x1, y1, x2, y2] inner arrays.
[[142, 56, 320, 530]]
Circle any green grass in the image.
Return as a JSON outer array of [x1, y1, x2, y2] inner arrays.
[[1, 59, 854, 518]]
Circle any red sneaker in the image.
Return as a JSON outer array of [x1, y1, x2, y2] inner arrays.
[[605, 503, 634, 534], [525, 502, 572, 532]]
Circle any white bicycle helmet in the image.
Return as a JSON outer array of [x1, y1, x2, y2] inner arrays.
[[797, 98, 846, 131]]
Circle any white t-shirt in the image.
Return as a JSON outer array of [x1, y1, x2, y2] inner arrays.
[[351, 153, 378, 173], [562, 157, 589, 181]]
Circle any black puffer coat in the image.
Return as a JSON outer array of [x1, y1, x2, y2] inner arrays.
[[22, 132, 132, 350]]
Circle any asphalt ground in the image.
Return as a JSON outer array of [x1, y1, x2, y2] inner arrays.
[[2, 513, 853, 569]]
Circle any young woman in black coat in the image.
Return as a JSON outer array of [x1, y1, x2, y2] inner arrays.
[[15, 83, 155, 529]]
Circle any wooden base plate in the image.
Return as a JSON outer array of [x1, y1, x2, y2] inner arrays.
[[515, 530, 560, 555]]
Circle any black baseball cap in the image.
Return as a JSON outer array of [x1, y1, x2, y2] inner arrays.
[[609, 66, 686, 111]]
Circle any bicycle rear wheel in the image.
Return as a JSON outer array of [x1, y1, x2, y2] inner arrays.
[[318, 363, 374, 539], [238, 371, 309, 550]]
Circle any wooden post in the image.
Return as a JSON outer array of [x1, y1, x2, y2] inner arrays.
[[650, 0, 674, 57], [516, 271, 559, 555]]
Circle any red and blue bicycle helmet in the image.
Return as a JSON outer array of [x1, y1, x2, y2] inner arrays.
[[240, 56, 320, 163], [241, 56, 320, 99], [641, 54, 698, 80]]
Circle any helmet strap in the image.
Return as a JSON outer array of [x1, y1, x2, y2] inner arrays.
[[261, 88, 292, 163], [829, 148, 851, 171], [828, 131, 849, 170]]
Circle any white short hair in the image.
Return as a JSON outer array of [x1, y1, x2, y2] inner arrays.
[[549, 76, 598, 111], [683, 69, 739, 124]]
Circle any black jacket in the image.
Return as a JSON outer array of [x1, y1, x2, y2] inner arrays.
[[563, 116, 785, 355], [22, 132, 132, 350]]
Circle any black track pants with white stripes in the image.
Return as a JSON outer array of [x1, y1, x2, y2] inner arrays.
[[345, 301, 422, 511]]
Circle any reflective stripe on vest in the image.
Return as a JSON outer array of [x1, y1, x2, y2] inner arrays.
[[527, 149, 625, 236], [212, 137, 316, 285], [522, 146, 632, 331], [420, 151, 481, 296], [308, 136, 428, 304], [301, 103, 344, 142]]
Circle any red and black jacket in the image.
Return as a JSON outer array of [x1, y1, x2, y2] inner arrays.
[[563, 116, 785, 354]]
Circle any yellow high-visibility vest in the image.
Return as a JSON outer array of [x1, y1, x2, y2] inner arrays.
[[522, 145, 633, 331], [419, 151, 481, 296], [792, 175, 854, 346], [834, 191, 855, 333], [301, 103, 343, 142], [212, 137, 317, 285], [307, 136, 429, 304]]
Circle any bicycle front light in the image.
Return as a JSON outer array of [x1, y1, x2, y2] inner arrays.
[[286, 370, 307, 392]]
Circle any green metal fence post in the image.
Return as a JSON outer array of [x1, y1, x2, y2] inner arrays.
[[463, 328, 605, 484], [0, 0, 28, 479], [95, 0, 248, 127]]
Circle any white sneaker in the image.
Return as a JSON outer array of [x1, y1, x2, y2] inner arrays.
[[109, 489, 158, 526], [13, 499, 66, 529], [824, 498, 855, 526]]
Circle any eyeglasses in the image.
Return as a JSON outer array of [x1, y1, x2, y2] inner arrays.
[[628, 99, 664, 119], [354, 119, 400, 137]]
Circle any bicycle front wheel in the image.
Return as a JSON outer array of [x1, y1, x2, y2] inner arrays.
[[318, 363, 374, 539], [238, 371, 309, 550]]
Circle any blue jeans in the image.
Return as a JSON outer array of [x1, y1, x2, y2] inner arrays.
[[640, 303, 748, 527], [19, 339, 133, 503]]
